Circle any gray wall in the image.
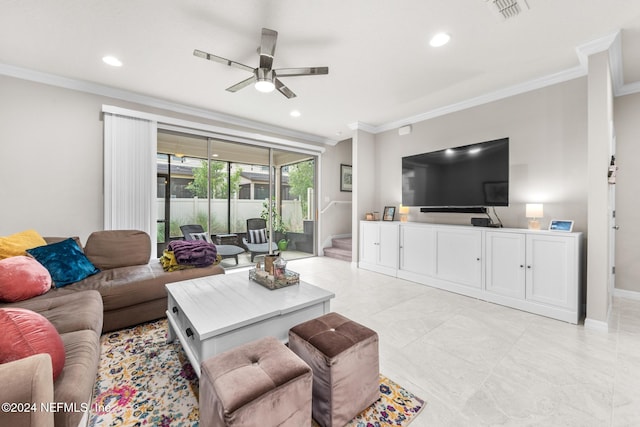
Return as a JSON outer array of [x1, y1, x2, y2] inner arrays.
[[373, 78, 589, 233], [0, 76, 105, 241], [0, 75, 328, 243], [614, 91, 640, 293]]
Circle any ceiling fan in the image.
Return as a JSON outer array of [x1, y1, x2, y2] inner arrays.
[[194, 28, 329, 99]]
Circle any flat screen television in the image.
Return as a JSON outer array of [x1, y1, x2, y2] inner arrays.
[[402, 138, 509, 208]]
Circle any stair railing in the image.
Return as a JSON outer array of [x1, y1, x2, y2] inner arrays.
[[319, 200, 352, 215]]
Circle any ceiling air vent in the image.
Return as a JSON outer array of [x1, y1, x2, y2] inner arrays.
[[486, 0, 530, 20]]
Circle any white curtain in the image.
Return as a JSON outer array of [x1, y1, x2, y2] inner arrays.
[[103, 113, 157, 255]]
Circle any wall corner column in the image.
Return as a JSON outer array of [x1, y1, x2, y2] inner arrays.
[[352, 128, 376, 263], [586, 50, 614, 328]]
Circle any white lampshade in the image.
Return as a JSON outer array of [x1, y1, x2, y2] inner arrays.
[[526, 203, 543, 218]]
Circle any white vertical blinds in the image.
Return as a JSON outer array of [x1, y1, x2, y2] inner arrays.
[[103, 113, 157, 253]]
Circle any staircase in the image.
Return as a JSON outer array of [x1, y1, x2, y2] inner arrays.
[[323, 237, 352, 262]]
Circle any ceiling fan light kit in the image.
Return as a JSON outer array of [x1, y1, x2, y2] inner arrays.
[[194, 27, 328, 99], [254, 68, 275, 92]]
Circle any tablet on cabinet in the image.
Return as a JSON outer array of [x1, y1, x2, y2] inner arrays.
[[548, 220, 574, 232]]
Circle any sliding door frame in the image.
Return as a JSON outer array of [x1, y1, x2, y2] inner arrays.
[[103, 105, 325, 258]]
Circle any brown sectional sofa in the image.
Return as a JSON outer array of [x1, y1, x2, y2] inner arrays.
[[0, 229, 225, 427]]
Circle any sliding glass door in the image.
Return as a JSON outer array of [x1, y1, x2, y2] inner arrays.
[[156, 130, 317, 266]]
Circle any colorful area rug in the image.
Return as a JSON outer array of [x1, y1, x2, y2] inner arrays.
[[89, 319, 425, 426]]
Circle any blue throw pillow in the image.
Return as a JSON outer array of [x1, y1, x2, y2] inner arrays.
[[27, 238, 100, 287]]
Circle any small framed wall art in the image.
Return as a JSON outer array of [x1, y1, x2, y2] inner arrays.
[[340, 164, 352, 192], [383, 206, 396, 221]]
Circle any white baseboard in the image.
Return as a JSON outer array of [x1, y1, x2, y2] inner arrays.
[[584, 317, 609, 332], [613, 287, 640, 300]]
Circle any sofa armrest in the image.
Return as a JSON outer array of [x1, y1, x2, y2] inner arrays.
[[0, 354, 55, 427]]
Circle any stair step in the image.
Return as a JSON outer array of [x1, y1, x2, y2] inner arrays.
[[331, 237, 352, 251], [324, 246, 352, 262]]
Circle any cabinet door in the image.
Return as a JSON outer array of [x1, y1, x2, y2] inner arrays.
[[485, 232, 526, 299], [525, 234, 577, 310], [435, 229, 482, 288], [378, 223, 399, 269], [399, 225, 435, 276], [359, 222, 379, 265]]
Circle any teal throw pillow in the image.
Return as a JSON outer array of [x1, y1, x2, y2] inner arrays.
[[27, 238, 100, 287]]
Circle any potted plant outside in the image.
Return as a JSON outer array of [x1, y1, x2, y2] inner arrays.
[[260, 198, 289, 250]]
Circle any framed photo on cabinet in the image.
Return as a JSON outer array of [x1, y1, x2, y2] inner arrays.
[[383, 206, 396, 221]]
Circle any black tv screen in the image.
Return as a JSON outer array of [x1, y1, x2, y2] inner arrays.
[[402, 138, 509, 207]]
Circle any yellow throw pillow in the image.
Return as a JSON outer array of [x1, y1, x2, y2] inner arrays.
[[0, 230, 47, 260]]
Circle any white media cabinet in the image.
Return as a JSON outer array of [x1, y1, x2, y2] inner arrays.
[[359, 221, 584, 324]]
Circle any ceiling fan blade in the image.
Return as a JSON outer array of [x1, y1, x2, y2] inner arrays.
[[194, 49, 255, 73], [274, 66, 329, 77], [259, 28, 278, 70], [275, 78, 296, 99], [226, 75, 257, 92]]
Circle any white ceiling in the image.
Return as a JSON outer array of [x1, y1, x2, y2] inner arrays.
[[2, 0, 640, 144]]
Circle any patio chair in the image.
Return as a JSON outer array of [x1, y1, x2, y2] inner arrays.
[[180, 224, 210, 242], [242, 218, 278, 262]]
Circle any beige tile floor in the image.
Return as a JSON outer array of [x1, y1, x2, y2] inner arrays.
[[280, 256, 640, 427]]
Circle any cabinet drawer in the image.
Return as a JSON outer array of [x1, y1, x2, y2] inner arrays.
[[167, 295, 202, 361]]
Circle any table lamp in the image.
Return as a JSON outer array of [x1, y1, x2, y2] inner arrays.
[[399, 205, 409, 222], [526, 203, 543, 230]]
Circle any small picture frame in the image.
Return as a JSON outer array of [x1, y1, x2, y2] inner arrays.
[[383, 206, 396, 221], [548, 219, 574, 232], [340, 164, 352, 192]]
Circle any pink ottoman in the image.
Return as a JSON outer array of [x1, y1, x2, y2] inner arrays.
[[199, 336, 312, 427], [288, 312, 379, 427]]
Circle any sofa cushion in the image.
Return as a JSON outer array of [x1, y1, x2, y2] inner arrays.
[[44, 236, 83, 250], [0, 229, 47, 260], [0, 256, 52, 302], [63, 262, 223, 311], [84, 230, 151, 270], [3, 291, 104, 335], [54, 330, 100, 427], [27, 238, 99, 287], [0, 308, 66, 381]]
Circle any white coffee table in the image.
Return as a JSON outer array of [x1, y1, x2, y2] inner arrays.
[[166, 273, 335, 377]]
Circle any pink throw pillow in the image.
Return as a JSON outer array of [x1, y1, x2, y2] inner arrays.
[[0, 308, 66, 381], [0, 255, 52, 302]]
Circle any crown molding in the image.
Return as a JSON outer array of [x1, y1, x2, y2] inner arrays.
[[0, 62, 338, 146], [369, 30, 640, 134], [617, 81, 640, 97], [347, 121, 377, 133], [575, 30, 620, 68], [374, 65, 587, 134]]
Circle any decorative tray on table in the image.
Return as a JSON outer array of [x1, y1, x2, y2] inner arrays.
[[249, 268, 300, 290]]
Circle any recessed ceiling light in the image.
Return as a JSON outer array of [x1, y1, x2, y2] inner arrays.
[[211, 154, 219, 158], [102, 56, 123, 67], [429, 32, 451, 47], [290, 110, 301, 118]]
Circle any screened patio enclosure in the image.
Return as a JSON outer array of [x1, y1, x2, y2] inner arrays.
[[156, 130, 317, 268]]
